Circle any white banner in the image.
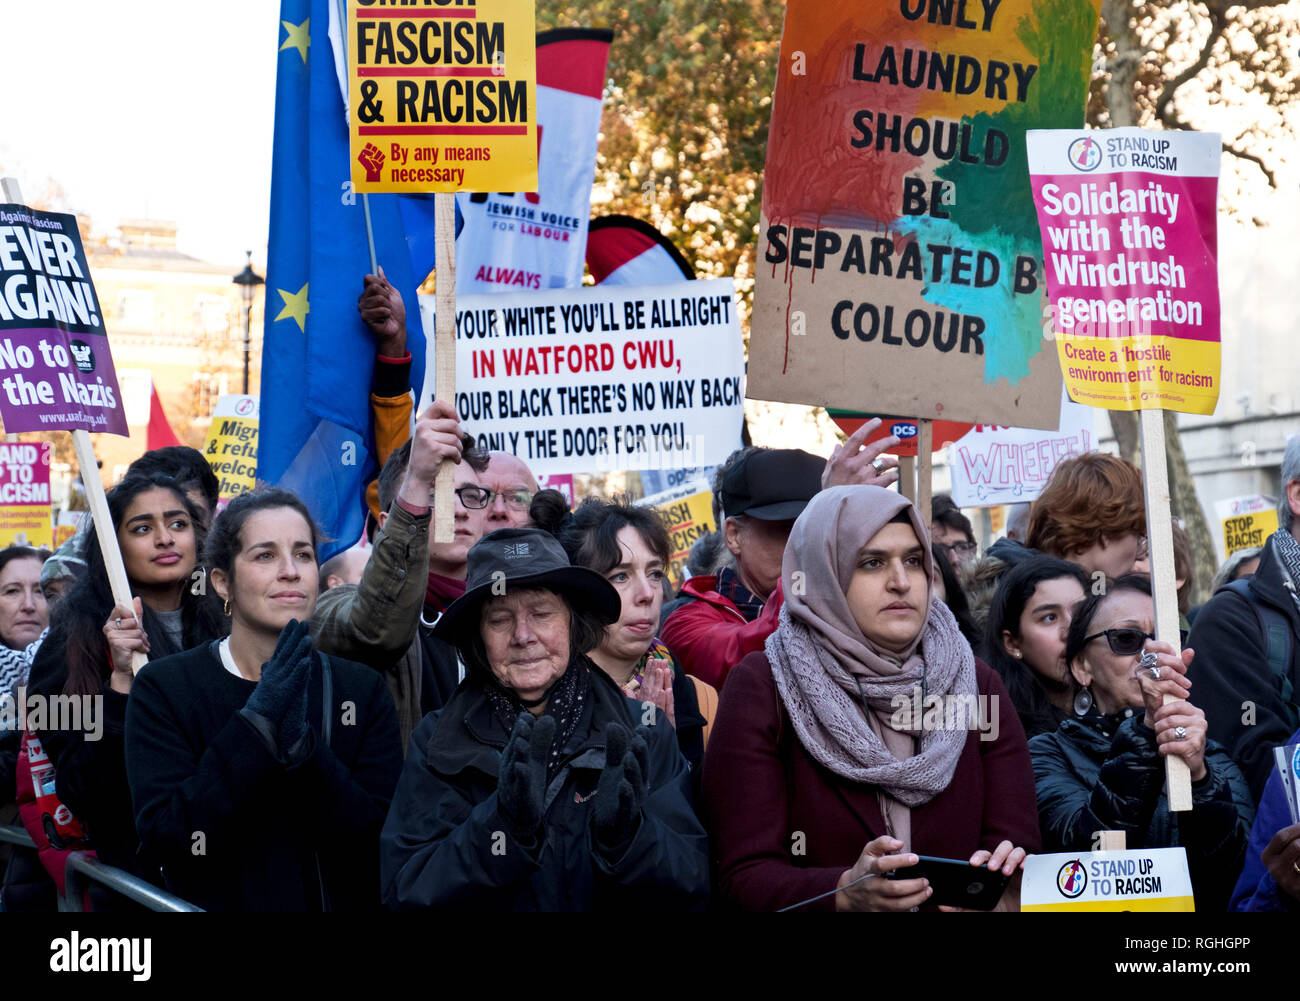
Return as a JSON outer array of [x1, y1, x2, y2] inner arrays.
[[418, 279, 745, 477], [947, 388, 1095, 507]]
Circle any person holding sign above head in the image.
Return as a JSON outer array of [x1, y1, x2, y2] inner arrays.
[[1027, 453, 1147, 579], [1030, 574, 1254, 911], [662, 420, 901, 692], [312, 402, 487, 751], [20, 473, 226, 906], [125, 489, 402, 911], [701, 486, 1039, 912], [530, 491, 717, 770]]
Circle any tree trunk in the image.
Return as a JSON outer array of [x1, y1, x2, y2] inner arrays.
[[1099, 0, 1218, 601]]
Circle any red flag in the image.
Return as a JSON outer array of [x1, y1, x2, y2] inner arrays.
[[147, 383, 182, 451], [587, 215, 695, 285]]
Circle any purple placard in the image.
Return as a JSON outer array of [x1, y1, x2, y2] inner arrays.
[[0, 203, 127, 435]]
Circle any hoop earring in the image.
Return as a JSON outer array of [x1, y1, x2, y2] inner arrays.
[[1073, 687, 1093, 716], [223, 598, 231, 617]]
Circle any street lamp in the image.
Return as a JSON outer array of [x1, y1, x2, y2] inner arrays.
[[231, 251, 264, 395]]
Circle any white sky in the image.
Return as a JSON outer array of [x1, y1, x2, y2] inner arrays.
[[0, 0, 280, 269]]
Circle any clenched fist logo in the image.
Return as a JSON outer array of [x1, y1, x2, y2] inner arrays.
[[357, 143, 385, 183]]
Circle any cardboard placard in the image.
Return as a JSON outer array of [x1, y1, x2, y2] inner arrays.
[[417, 280, 746, 476], [748, 0, 1100, 427], [1026, 128, 1221, 414], [1022, 848, 1194, 911], [0, 204, 127, 435], [347, 0, 538, 193]]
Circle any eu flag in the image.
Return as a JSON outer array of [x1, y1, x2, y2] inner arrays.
[[260, 0, 426, 560]]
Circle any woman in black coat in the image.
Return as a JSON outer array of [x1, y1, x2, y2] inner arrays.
[[1030, 574, 1255, 910], [125, 489, 401, 911], [530, 491, 713, 769], [381, 527, 709, 911]]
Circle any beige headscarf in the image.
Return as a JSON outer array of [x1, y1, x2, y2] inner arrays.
[[766, 486, 977, 849]]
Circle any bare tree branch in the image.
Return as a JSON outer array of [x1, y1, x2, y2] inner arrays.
[[1222, 138, 1277, 186], [1153, 7, 1225, 126]]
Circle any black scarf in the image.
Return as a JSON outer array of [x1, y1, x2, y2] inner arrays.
[[484, 655, 591, 782]]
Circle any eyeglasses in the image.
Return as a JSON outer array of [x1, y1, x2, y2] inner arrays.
[[486, 489, 534, 511], [454, 486, 491, 509], [949, 541, 977, 555], [1083, 627, 1188, 656]]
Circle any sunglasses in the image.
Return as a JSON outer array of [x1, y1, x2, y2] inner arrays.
[[1083, 626, 1189, 656]]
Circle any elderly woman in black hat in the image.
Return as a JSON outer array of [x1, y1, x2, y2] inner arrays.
[[380, 527, 709, 910]]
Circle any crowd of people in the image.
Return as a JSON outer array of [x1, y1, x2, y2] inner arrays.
[[0, 279, 1297, 913]]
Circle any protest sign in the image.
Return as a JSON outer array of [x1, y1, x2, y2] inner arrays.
[[748, 0, 1099, 427], [638, 479, 715, 591], [1272, 743, 1300, 826], [417, 279, 746, 476], [1027, 128, 1221, 415], [535, 472, 573, 506], [202, 395, 259, 508], [455, 29, 611, 294], [0, 203, 127, 435], [1214, 494, 1276, 557], [829, 414, 975, 458], [0, 441, 52, 548], [948, 389, 1094, 506], [1022, 848, 1195, 911], [347, 0, 538, 194]]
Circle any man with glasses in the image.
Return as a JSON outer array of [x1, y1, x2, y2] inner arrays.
[[480, 451, 538, 530], [312, 402, 491, 750], [930, 494, 978, 569]]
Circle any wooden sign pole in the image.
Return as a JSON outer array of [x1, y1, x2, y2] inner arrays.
[[1139, 408, 1193, 811], [916, 418, 933, 526], [1, 176, 146, 673], [898, 456, 916, 502], [431, 192, 457, 543]]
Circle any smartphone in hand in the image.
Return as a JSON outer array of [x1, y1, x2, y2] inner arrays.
[[885, 855, 1011, 910]]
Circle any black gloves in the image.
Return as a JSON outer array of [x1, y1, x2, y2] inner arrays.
[[242, 618, 313, 752], [591, 722, 650, 859], [496, 712, 556, 844]]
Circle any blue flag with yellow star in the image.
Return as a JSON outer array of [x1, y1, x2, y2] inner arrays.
[[261, 0, 425, 559]]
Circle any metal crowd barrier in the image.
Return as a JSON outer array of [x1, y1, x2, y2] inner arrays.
[[0, 824, 201, 912]]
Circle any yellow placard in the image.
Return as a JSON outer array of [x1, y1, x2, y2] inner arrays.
[[642, 483, 716, 592], [1054, 333, 1220, 416], [202, 396, 260, 504], [348, 0, 538, 193], [1222, 509, 1277, 556], [1023, 895, 1195, 912]]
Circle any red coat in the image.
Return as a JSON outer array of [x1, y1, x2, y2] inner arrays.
[[660, 577, 783, 691], [700, 651, 1041, 912]]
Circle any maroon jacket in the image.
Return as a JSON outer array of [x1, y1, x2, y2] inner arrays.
[[700, 651, 1041, 912]]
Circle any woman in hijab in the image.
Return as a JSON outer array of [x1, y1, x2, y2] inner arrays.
[[701, 486, 1039, 911]]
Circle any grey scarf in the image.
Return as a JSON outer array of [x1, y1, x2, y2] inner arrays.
[[765, 487, 977, 841]]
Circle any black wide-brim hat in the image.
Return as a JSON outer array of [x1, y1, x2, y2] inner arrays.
[[432, 527, 621, 648]]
